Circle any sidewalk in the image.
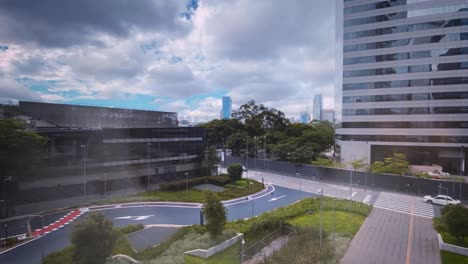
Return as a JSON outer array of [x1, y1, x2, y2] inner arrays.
[[340, 208, 440, 264]]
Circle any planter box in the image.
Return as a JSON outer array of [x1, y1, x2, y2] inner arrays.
[[437, 233, 468, 256], [184, 233, 243, 259]]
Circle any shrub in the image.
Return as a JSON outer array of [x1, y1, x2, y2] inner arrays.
[[227, 163, 243, 181], [71, 212, 118, 264], [159, 175, 231, 191], [441, 204, 468, 242], [116, 223, 145, 235], [202, 192, 227, 239], [42, 246, 74, 264]]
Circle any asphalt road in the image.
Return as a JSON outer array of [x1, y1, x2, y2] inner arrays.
[[0, 184, 316, 264]]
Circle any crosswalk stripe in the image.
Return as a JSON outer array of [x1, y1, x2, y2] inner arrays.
[[374, 193, 434, 218]]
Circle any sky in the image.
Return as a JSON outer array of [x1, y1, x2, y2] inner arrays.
[[0, 0, 335, 122]]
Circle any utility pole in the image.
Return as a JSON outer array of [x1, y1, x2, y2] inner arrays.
[[185, 172, 189, 192]]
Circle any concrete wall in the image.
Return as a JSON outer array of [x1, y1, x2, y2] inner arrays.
[[223, 156, 468, 200], [185, 233, 243, 259], [336, 139, 370, 165], [438, 234, 468, 256]]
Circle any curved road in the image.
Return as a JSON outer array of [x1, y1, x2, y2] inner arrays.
[[0, 184, 316, 264]]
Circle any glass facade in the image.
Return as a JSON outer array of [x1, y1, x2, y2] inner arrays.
[[221, 96, 232, 119], [337, 0, 468, 172]]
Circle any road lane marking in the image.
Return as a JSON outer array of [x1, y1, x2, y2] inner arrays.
[[405, 199, 415, 264], [347, 192, 356, 200], [268, 195, 286, 202], [362, 195, 372, 204]]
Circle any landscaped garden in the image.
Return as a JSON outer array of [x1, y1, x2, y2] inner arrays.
[[42, 195, 372, 264]]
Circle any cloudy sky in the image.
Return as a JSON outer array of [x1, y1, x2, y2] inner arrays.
[[0, 0, 335, 122]]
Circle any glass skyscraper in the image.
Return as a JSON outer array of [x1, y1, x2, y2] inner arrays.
[[335, 0, 467, 174], [313, 94, 323, 121], [221, 96, 232, 119]]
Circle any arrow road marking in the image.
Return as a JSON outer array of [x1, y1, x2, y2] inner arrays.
[[268, 195, 286, 202], [115, 215, 154, 220]]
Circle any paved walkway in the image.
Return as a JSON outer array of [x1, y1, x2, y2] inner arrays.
[[340, 208, 440, 264]]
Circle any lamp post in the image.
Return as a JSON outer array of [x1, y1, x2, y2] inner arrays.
[[104, 173, 107, 197], [3, 223, 7, 248], [461, 146, 465, 200], [80, 144, 87, 196], [438, 184, 449, 205], [319, 188, 323, 248], [246, 138, 249, 180], [296, 172, 302, 200], [147, 143, 152, 189], [250, 182, 254, 218], [241, 238, 245, 264], [185, 172, 189, 192]]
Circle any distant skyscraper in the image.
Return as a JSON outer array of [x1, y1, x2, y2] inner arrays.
[[221, 96, 232, 119], [313, 94, 323, 121], [300, 112, 310, 124], [322, 109, 334, 123]]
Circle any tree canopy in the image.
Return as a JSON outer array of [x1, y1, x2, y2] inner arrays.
[[370, 153, 409, 175], [71, 212, 118, 264], [200, 100, 334, 165]]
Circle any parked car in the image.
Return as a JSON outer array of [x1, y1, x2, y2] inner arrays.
[[423, 195, 460, 206]]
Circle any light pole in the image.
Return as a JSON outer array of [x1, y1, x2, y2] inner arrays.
[[246, 138, 249, 180], [241, 238, 245, 264], [250, 182, 254, 218], [185, 172, 189, 192], [296, 172, 302, 200], [3, 223, 7, 248], [147, 143, 152, 189], [438, 184, 449, 205], [461, 146, 465, 200], [80, 144, 87, 196], [319, 188, 323, 248], [103, 173, 107, 197]]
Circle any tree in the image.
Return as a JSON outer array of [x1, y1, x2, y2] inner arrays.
[[350, 158, 367, 172], [198, 119, 244, 153], [71, 212, 118, 264], [204, 146, 220, 168], [369, 153, 409, 175], [0, 119, 47, 217], [227, 163, 243, 181], [441, 204, 468, 242], [232, 100, 289, 137], [202, 192, 227, 239]]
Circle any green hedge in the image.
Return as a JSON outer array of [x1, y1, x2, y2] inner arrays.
[[227, 197, 372, 241], [159, 175, 231, 191]]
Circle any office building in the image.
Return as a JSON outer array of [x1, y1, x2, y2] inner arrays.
[[221, 96, 232, 119], [10, 101, 205, 205], [313, 94, 323, 121], [323, 109, 335, 123], [300, 112, 311, 124], [335, 0, 468, 174]]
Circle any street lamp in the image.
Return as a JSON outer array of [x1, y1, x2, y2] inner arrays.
[[147, 143, 152, 189], [185, 172, 189, 192], [296, 172, 302, 200], [241, 238, 246, 264], [250, 182, 254, 218], [319, 188, 323, 248], [80, 144, 87, 196]]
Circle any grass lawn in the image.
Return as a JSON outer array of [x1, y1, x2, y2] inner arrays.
[[440, 231, 468, 248], [185, 241, 241, 264], [440, 250, 468, 264], [287, 210, 367, 237], [95, 179, 263, 205]]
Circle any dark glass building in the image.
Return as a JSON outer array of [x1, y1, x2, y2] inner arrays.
[[336, 0, 468, 174], [11, 102, 205, 206]]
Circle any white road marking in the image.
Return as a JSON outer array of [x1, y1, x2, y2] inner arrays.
[[348, 192, 357, 200], [268, 195, 286, 202], [362, 195, 372, 204], [114, 215, 154, 221]]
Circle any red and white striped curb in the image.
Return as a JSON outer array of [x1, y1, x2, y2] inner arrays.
[[32, 209, 86, 237]]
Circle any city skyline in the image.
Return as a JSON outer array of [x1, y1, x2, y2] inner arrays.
[[0, 0, 336, 122]]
